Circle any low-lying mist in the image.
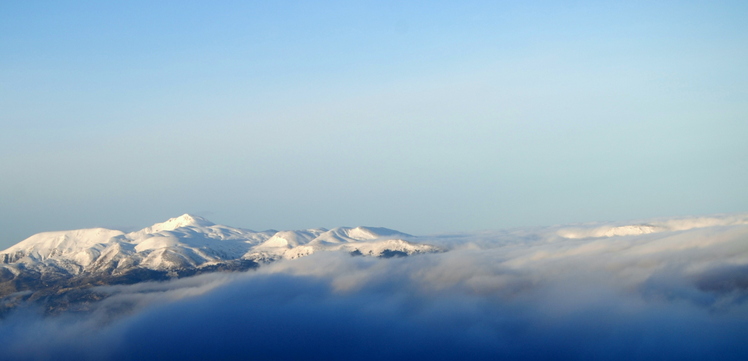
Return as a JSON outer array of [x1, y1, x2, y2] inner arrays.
[[2, 214, 748, 360]]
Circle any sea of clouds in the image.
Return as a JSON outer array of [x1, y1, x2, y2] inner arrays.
[[1, 214, 748, 360]]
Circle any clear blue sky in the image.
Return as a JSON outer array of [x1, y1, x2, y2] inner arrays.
[[1, 1, 746, 247]]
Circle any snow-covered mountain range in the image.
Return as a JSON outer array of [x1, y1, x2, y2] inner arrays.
[[1, 214, 436, 273], [0, 215, 440, 313]]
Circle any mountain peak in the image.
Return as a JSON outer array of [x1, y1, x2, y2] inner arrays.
[[162, 214, 214, 228], [135, 214, 215, 234]]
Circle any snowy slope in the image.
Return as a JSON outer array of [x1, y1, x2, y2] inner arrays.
[[0, 214, 439, 278]]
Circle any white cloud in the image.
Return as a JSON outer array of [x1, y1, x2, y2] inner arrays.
[[2, 213, 748, 360]]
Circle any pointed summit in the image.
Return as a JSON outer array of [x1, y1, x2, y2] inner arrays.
[[166, 214, 214, 228], [135, 214, 215, 234]]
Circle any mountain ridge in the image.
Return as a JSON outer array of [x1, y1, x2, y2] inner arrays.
[[0, 214, 439, 315]]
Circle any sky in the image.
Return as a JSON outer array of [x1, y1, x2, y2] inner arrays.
[[1, 1, 747, 248]]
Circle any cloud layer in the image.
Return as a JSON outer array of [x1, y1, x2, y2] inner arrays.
[[2, 214, 748, 360]]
